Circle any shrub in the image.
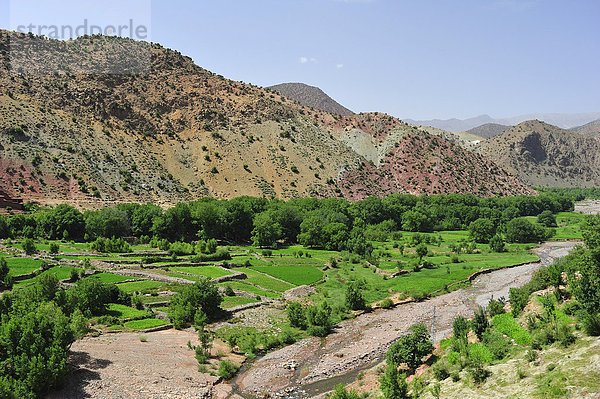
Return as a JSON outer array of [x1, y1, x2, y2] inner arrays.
[[487, 297, 506, 317], [287, 302, 307, 329], [473, 306, 488, 340], [380, 298, 394, 309], [386, 323, 433, 371], [218, 360, 240, 380], [345, 281, 366, 311], [22, 238, 37, 255], [581, 312, 600, 336], [482, 329, 510, 360], [432, 362, 450, 381], [329, 384, 362, 399], [49, 242, 60, 254], [379, 364, 408, 399]]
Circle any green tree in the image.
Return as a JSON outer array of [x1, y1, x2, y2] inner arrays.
[[415, 243, 428, 261], [469, 218, 496, 244], [287, 302, 307, 329], [386, 323, 433, 371], [505, 218, 551, 243], [345, 281, 366, 311], [22, 238, 37, 255], [537, 210, 557, 227], [329, 384, 361, 399], [251, 212, 282, 248], [472, 306, 489, 341], [489, 234, 505, 253], [168, 279, 223, 329], [379, 364, 408, 399]]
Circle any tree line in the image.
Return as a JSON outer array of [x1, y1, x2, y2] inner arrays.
[[0, 193, 574, 252]]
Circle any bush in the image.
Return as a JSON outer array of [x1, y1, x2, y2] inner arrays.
[[482, 329, 510, 360], [22, 238, 37, 255], [432, 362, 450, 381], [380, 298, 394, 309], [538, 210, 557, 227], [489, 234, 505, 253], [505, 218, 552, 243], [330, 384, 362, 399], [379, 364, 408, 399], [169, 241, 195, 255], [90, 237, 131, 253], [469, 364, 490, 384], [218, 360, 240, 380], [386, 323, 433, 371], [287, 302, 307, 329], [345, 281, 366, 311], [487, 297, 506, 317], [49, 242, 60, 254], [581, 312, 600, 336]]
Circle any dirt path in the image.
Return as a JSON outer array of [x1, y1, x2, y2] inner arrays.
[[234, 241, 577, 398]]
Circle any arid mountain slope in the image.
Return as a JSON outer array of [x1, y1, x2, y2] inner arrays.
[[467, 123, 511, 139], [268, 83, 353, 116], [477, 120, 600, 187], [0, 31, 532, 206], [569, 119, 600, 136]]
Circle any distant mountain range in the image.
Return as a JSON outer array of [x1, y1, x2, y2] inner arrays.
[[569, 119, 600, 136], [405, 113, 600, 132], [268, 83, 354, 116]]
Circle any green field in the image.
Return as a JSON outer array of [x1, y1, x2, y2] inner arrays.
[[252, 265, 323, 286], [236, 267, 295, 292], [106, 303, 152, 320], [124, 318, 169, 330], [6, 258, 43, 276], [170, 265, 232, 279], [117, 280, 165, 293], [221, 296, 260, 309], [86, 273, 131, 284]]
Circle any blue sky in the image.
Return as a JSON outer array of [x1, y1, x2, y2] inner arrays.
[[1, 0, 598, 120]]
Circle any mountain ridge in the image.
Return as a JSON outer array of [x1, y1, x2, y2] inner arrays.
[[268, 82, 354, 116], [406, 112, 600, 132]]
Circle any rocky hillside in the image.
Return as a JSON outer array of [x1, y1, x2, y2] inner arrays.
[[477, 120, 600, 187], [268, 83, 353, 116], [0, 31, 532, 207], [467, 123, 511, 139], [569, 119, 600, 136]]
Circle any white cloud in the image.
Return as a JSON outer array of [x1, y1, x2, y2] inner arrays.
[[299, 57, 318, 64], [336, 63, 344, 69]]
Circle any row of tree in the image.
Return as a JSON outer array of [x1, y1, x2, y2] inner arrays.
[[0, 193, 573, 248]]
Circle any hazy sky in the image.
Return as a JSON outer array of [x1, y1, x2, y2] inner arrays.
[[1, 0, 599, 120]]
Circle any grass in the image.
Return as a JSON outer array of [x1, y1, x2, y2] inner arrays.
[[106, 303, 152, 320], [6, 258, 43, 276], [493, 313, 532, 346], [251, 265, 323, 286], [221, 296, 260, 309], [13, 266, 83, 287], [85, 273, 131, 284], [124, 318, 168, 330], [236, 267, 295, 292], [170, 266, 232, 279], [467, 342, 494, 363], [117, 280, 165, 293]]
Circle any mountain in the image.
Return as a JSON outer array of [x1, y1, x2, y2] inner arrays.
[[268, 83, 353, 116], [477, 120, 600, 187], [0, 31, 532, 207], [569, 119, 600, 136], [406, 113, 600, 132], [467, 123, 511, 139]]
